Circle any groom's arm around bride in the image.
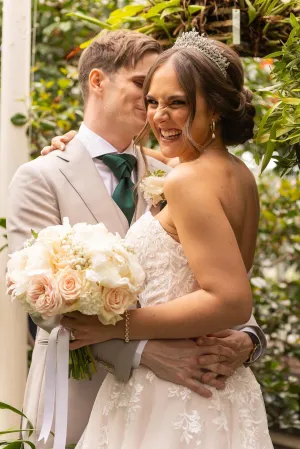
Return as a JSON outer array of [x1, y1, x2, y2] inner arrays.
[[6, 29, 266, 447]]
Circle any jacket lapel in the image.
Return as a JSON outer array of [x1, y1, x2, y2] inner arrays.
[[58, 137, 129, 237], [132, 148, 148, 223]]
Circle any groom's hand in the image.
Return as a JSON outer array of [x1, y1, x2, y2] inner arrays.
[[141, 339, 236, 398], [196, 329, 253, 386], [41, 130, 77, 155]]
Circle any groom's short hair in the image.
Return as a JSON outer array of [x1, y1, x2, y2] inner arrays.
[[78, 30, 161, 100]]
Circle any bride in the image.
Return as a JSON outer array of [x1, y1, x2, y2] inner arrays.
[[62, 32, 273, 448]]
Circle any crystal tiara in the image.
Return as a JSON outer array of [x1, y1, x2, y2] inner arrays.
[[173, 30, 229, 78]]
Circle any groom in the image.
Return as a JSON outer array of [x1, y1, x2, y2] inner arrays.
[[7, 30, 266, 447]]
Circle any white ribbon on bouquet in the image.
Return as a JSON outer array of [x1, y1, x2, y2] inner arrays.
[[39, 325, 69, 449]]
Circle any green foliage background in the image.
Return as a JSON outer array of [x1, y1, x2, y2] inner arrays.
[[0, 0, 299, 438]]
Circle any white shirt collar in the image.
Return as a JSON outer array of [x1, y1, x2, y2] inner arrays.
[[77, 123, 136, 159]]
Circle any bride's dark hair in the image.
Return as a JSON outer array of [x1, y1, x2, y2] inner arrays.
[[136, 40, 255, 152]]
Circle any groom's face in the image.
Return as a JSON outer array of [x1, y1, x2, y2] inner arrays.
[[100, 52, 159, 137]]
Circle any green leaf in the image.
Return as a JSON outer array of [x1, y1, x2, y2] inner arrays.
[[20, 441, 35, 449], [0, 403, 33, 438], [281, 98, 300, 105], [290, 13, 299, 29], [108, 4, 145, 23], [10, 114, 28, 127], [3, 441, 35, 449], [144, 0, 180, 19], [160, 7, 184, 19], [79, 38, 95, 50], [66, 13, 111, 30], [58, 79, 71, 89], [39, 120, 57, 131], [0, 218, 6, 229], [2, 443, 23, 449], [256, 100, 282, 138], [261, 123, 277, 173], [245, 0, 257, 24], [188, 5, 205, 15], [0, 431, 33, 436], [265, 51, 283, 58], [31, 229, 38, 239]]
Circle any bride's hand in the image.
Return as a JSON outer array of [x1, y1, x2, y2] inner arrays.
[[60, 311, 122, 350], [41, 130, 77, 155]]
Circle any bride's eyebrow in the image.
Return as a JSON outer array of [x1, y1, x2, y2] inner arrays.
[[145, 94, 186, 101]]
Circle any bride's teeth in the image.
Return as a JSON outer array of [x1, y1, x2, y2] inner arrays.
[[161, 129, 181, 138]]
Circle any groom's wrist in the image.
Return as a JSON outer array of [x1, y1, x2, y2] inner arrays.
[[244, 331, 261, 365]]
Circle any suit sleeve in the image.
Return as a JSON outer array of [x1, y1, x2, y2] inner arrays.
[[7, 162, 61, 252], [233, 313, 267, 363], [7, 161, 140, 381]]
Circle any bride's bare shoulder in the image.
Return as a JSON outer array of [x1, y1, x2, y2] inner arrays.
[[164, 151, 257, 200], [164, 159, 214, 202]]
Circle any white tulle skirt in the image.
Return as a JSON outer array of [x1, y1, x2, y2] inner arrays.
[[76, 365, 273, 449]]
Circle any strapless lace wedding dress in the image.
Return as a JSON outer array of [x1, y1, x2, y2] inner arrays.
[[76, 212, 273, 449]]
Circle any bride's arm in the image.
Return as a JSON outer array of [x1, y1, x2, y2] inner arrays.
[[40, 131, 179, 167], [113, 166, 252, 340], [62, 166, 253, 345], [143, 147, 179, 167]]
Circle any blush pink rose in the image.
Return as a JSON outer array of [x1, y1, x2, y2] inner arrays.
[[99, 287, 136, 325], [27, 274, 62, 317], [57, 269, 82, 306]]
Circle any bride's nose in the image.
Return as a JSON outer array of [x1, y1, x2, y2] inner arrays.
[[153, 105, 169, 124]]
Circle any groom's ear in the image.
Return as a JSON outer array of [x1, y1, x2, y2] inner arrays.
[[89, 68, 106, 95]]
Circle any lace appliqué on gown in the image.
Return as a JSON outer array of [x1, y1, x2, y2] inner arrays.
[[76, 212, 273, 449]]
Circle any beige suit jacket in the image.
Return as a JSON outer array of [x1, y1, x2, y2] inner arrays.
[[7, 137, 167, 446], [7, 136, 266, 446]]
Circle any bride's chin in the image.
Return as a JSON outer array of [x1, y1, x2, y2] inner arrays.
[[160, 143, 181, 160]]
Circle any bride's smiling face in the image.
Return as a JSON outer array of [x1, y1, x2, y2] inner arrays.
[[146, 60, 214, 162]]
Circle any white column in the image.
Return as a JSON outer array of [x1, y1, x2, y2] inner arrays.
[[0, 0, 31, 430]]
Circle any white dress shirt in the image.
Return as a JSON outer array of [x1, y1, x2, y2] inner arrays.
[[77, 123, 137, 192], [77, 123, 146, 368]]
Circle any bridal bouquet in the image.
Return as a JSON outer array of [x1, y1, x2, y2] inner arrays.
[[6, 218, 145, 380]]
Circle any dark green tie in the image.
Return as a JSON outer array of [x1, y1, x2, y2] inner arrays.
[[98, 153, 137, 224]]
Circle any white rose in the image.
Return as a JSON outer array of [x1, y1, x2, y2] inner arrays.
[[86, 244, 145, 293], [73, 222, 119, 254], [37, 219, 71, 245], [140, 175, 165, 206], [6, 248, 30, 296], [25, 243, 53, 276], [110, 245, 145, 292]]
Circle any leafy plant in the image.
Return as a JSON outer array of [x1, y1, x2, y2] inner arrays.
[[256, 13, 300, 174], [251, 174, 300, 430], [0, 402, 34, 448], [73, 0, 299, 56], [4, 0, 119, 157], [0, 218, 8, 253]]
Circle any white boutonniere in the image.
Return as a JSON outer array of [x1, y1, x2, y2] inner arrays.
[[139, 169, 167, 208]]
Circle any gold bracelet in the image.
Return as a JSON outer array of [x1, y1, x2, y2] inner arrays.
[[124, 310, 130, 343]]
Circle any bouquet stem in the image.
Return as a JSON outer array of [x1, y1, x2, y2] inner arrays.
[[69, 346, 97, 380]]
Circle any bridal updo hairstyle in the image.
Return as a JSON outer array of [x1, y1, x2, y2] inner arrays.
[[143, 40, 255, 147]]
